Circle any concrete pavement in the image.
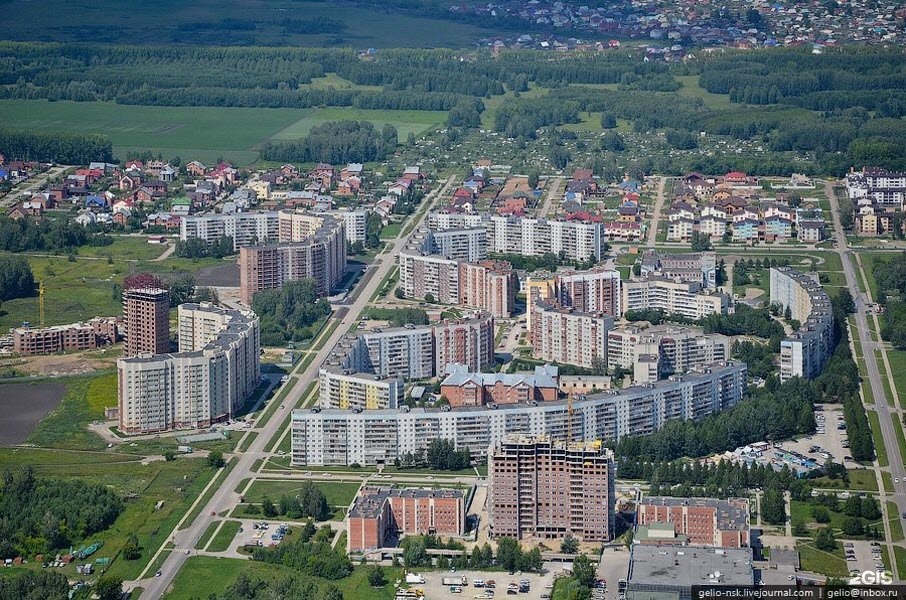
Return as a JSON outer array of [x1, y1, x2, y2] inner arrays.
[[136, 175, 457, 599]]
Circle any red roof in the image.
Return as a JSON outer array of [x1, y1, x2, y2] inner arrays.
[[726, 171, 747, 180], [566, 211, 603, 223]]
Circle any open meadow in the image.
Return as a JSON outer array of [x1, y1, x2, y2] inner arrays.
[[0, 99, 447, 165]]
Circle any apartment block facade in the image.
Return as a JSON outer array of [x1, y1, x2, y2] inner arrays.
[[770, 267, 834, 381], [531, 301, 613, 369], [13, 317, 119, 355], [123, 288, 170, 357], [433, 313, 495, 374], [458, 260, 516, 318], [398, 251, 461, 304], [117, 303, 260, 434], [181, 212, 277, 251], [622, 278, 731, 320], [636, 496, 750, 548], [556, 268, 621, 317], [489, 436, 615, 541], [292, 361, 746, 466], [607, 325, 730, 383]]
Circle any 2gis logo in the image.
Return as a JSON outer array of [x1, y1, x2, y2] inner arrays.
[[848, 570, 894, 586]]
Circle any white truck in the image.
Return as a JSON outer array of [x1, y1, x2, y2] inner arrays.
[[443, 576, 467, 586], [405, 573, 426, 584]]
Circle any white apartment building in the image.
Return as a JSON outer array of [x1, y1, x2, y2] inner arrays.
[[398, 250, 460, 303], [292, 361, 747, 466], [362, 326, 435, 380], [118, 303, 260, 434], [622, 278, 731, 320], [531, 302, 613, 369], [607, 325, 729, 383], [181, 212, 277, 250], [327, 210, 368, 245], [770, 267, 834, 381]]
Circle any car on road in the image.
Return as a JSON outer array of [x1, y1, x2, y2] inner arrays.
[[156, 570, 162, 577], [896, 478, 900, 483]]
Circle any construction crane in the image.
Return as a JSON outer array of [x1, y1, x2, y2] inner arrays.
[[38, 280, 45, 327]]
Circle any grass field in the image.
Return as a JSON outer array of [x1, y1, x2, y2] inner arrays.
[[896, 546, 906, 579], [675, 75, 733, 110], [208, 521, 242, 552], [26, 372, 115, 451], [796, 541, 849, 577], [2, 0, 486, 48], [812, 469, 878, 492], [867, 411, 888, 467], [887, 501, 904, 542], [72, 236, 171, 262], [164, 556, 402, 600], [242, 479, 361, 509], [0, 100, 446, 165]]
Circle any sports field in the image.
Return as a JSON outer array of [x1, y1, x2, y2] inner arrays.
[[0, 99, 446, 165]]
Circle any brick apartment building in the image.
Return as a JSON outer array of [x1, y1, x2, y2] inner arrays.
[[489, 435, 615, 542], [459, 260, 517, 318], [636, 496, 750, 548], [13, 317, 119, 355], [440, 363, 559, 408], [123, 288, 170, 357], [347, 487, 465, 553]]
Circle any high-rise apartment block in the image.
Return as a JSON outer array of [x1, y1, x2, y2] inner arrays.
[[770, 267, 833, 381], [489, 435, 615, 541], [239, 212, 345, 304], [531, 301, 613, 369], [118, 303, 260, 434], [622, 277, 731, 320], [123, 288, 170, 357], [607, 325, 729, 383], [433, 313, 495, 374], [556, 268, 622, 317], [458, 260, 517, 318]]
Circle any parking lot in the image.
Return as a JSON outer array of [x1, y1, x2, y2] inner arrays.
[[228, 519, 288, 552], [843, 540, 887, 577], [412, 566, 558, 600], [596, 547, 631, 600], [778, 404, 852, 466]]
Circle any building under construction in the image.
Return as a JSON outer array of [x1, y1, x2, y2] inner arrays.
[[488, 434, 615, 542]]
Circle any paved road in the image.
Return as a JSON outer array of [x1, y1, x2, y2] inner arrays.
[[1, 165, 68, 207], [136, 175, 457, 599], [645, 176, 668, 247], [826, 181, 906, 580]]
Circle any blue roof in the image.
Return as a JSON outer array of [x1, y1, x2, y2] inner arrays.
[[85, 195, 106, 206]]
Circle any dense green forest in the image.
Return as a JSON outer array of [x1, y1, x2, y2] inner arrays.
[[0, 127, 112, 164], [260, 121, 398, 164], [0, 217, 112, 253], [0, 570, 69, 600], [0, 256, 35, 302], [250, 279, 332, 345], [0, 467, 123, 558]]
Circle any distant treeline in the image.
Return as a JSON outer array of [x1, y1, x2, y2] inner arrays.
[[260, 120, 398, 164], [0, 127, 112, 164]]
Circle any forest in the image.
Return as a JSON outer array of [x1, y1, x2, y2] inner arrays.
[[0, 256, 34, 302], [250, 279, 332, 346], [250, 523, 351, 580], [0, 216, 112, 253], [260, 121, 398, 164], [874, 253, 906, 349], [0, 467, 123, 558], [0, 127, 112, 164]]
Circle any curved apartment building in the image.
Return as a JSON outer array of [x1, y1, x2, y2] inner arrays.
[[292, 361, 746, 466], [118, 303, 261, 434], [769, 267, 834, 381]]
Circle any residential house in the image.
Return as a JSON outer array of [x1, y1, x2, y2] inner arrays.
[[85, 195, 107, 211], [310, 163, 335, 190], [388, 179, 412, 196], [119, 173, 142, 191], [75, 210, 97, 227], [340, 163, 363, 180], [186, 161, 206, 177], [281, 164, 300, 179], [604, 221, 642, 242], [699, 215, 727, 238], [731, 207, 759, 223], [667, 217, 696, 241], [145, 212, 181, 230], [159, 165, 178, 183], [762, 202, 794, 222], [337, 177, 361, 196], [798, 220, 825, 243], [402, 166, 422, 181], [47, 185, 68, 203], [6, 201, 43, 220], [763, 216, 793, 240]]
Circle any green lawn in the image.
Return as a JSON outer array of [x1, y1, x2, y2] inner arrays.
[[72, 236, 170, 262], [883, 470, 894, 493], [195, 521, 220, 550], [811, 469, 877, 492], [242, 479, 361, 509], [895, 547, 906, 580], [270, 108, 446, 143], [379, 222, 403, 240], [885, 348, 906, 406], [891, 413, 906, 466], [887, 501, 904, 542], [675, 75, 733, 110], [26, 372, 116, 451], [867, 410, 889, 467], [208, 521, 242, 552], [790, 500, 881, 539], [165, 557, 402, 600], [796, 541, 849, 577]]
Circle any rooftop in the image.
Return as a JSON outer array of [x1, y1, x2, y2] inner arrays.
[[628, 545, 754, 588]]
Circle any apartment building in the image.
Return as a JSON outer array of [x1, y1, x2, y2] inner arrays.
[[427, 212, 605, 261], [531, 301, 613, 369], [622, 277, 731, 320], [557, 268, 621, 316], [238, 213, 346, 303], [13, 317, 119, 355], [326, 209, 368, 245], [292, 361, 746, 466], [363, 326, 435, 380], [640, 251, 718, 289], [847, 167, 906, 209], [123, 288, 170, 357], [607, 325, 730, 383], [489, 435, 615, 542], [459, 260, 517, 318], [180, 212, 277, 250], [117, 303, 260, 434], [433, 312, 495, 374], [318, 334, 405, 410], [770, 267, 834, 381], [524, 274, 557, 332], [636, 496, 750, 548], [440, 363, 559, 408], [398, 250, 461, 304], [347, 487, 465, 553]]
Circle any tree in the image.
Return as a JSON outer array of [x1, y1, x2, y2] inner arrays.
[[811, 506, 831, 524], [690, 231, 712, 252], [168, 272, 196, 306], [95, 576, 123, 600], [207, 451, 225, 469], [252, 279, 332, 345], [122, 533, 141, 560], [527, 169, 540, 189], [424, 293, 435, 304], [861, 496, 881, 521], [163, 449, 176, 462], [843, 495, 862, 518], [368, 565, 386, 587], [600, 131, 625, 152], [0, 255, 35, 301], [561, 533, 579, 554], [761, 486, 786, 525], [403, 537, 427, 568], [841, 516, 864, 536], [407, 132, 417, 147], [496, 537, 521, 572], [550, 146, 571, 170], [261, 496, 278, 518], [573, 554, 596, 588], [600, 113, 617, 129], [520, 546, 543, 572], [815, 527, 837, 552]]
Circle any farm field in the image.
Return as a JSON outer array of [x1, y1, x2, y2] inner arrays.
[[0, 100, 447, 165], [1, 0, 485, 48]]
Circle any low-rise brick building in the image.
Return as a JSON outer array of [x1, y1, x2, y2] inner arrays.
[[440, 363, 559, 408], [636, 496, 750, 548]]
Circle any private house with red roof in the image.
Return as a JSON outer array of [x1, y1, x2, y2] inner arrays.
[[119, 173, 142, 191]]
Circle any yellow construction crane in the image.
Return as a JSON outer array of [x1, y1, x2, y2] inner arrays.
[[38, 280, 45, 327]]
